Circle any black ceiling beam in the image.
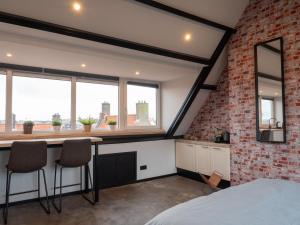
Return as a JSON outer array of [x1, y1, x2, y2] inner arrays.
[[0, 11, 210, 65], [199, 84, 217, 90], [261, 43, 281, 54], [166, 30, 233, 137], [257, 72, 281, 82], [133, 0, 236, 33]]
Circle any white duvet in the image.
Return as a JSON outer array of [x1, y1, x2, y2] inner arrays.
[[145, 179, 300, 225]]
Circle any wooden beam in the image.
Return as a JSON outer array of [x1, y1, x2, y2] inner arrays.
[[0, 11, 210, 65], [134, 0, 236, 32]]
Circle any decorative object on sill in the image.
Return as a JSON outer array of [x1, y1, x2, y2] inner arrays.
[[108, 120, 117, 131], [214, 128, 230, 143], [214, 128, 223, 143], [222, 131, 230, 143], [23, 121, 34, 134], [79, 117, 97, 132], [52, 118, 62, 133]]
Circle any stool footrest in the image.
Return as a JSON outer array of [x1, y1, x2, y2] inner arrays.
[[9, 189, 39, 196], [54, 183, 81, 189]]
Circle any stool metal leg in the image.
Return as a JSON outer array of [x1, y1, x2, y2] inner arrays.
[[38, 169, 50, 214], [81, 164, 95, 205], [3, 170, 12, 225], [52, 163, 62, 213]]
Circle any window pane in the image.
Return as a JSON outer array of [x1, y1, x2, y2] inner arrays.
[[12, 75, 71, 131], [127, 84, 157, 126], [76, 81, 119, 129], [261, 99, 274, 124], [0, 72, 5, 132]]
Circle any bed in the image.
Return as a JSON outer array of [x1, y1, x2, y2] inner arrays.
[[145, 178, 300, 225]]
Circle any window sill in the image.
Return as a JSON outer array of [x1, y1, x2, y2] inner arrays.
[[0, 129, 166, 141]]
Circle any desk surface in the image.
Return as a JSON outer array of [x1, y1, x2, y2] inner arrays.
[[0, 137, 103, 149]]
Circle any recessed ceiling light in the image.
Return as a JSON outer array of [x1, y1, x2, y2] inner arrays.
[[135, 71, 140, 75], [6, 53, 13, 57], [81, 63, 86, 68], [274, 92, 279, 96], [184, 33, 192, 41], [72, 2, 82, 12]]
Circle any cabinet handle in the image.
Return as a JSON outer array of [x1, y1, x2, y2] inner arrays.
[[212, 147, 222, 150], [202, 146, 209, 149], [187, 144, 194, 147]]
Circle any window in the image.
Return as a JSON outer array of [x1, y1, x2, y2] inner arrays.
[[1, 68, 160, 133], [12, 74, 71, 131], [126, 82, 158, 127], [76, 80, 119, 129], [0, 72, 5, 132], [261, 98, 274, 125]]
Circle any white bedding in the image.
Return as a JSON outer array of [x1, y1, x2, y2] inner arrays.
[[145, 179, 300, 225]]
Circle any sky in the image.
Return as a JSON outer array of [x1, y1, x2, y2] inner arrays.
[[1, 74, 157, 123]]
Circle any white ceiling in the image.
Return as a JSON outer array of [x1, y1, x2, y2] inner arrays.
[[0, 23, 201, 81], [0, 0, 249, 82]]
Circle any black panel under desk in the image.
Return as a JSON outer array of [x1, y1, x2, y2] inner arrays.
[[95, 151, 137, 189]]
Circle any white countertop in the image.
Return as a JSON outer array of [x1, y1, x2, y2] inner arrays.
[[176, 139, 230, 148], [0, 137, 103, 148]]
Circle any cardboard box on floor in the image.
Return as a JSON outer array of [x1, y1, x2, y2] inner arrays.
[[199, 171, 223, 190]]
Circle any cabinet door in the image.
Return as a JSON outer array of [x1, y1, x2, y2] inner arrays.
[[210, 147, 230, 181], [196, 145, 211, 176], [176, 142, 196, 172]]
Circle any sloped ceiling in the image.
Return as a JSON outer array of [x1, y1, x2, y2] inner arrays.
[[0, 0, 248, 82], [0, 0, 249, 134]]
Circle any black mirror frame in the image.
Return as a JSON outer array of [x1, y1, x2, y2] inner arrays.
[[254, 37, 286, 143]]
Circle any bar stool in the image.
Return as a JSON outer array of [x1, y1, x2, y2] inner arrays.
[[3, 141, 50, 224], [52, 139, 94, 213]]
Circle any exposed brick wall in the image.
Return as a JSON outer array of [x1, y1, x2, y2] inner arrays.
[[187, 0, 300, 185], [186, 68, 230, 141]]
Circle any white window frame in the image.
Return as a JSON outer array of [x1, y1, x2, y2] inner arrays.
[[0, 69, 161, 134], [123, 78, 161, 130], [8, 71, 73, 133], [75, 77, 120, 130]]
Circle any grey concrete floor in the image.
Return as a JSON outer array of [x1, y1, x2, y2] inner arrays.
[[1, 176, 212, 225]]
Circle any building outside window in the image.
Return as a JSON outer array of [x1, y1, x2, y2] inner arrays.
[[126, 82, 158, 127], [0, 72, 5, 132], [12, 74, 71, 131], [76, 80, 119, 129]]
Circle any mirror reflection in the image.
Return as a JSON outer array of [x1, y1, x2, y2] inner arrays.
[[256, 38, 285, 142]]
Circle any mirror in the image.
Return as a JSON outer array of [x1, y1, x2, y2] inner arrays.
[[255, 37, 286, 143]]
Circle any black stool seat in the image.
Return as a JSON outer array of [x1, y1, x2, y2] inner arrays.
[[3, 141, 50, 224]]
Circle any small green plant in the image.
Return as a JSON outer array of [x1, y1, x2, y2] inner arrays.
[[108, 120, 117, 125], [52, 118, 62, 126], [23, 120, 34, 126], [79, 117, 97, 125]]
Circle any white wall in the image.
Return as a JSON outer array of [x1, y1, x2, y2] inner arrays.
[[161, 74, 198, 130], [0, 139, 176, 204]]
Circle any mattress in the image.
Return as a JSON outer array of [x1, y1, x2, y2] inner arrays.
[[145, 178, 300, 225]]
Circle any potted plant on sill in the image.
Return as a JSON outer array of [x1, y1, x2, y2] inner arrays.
[[52, 118, 62, 133], [79, 117, 96, 132], [108, 120, 117, 131], [23, 121, 34, 134]]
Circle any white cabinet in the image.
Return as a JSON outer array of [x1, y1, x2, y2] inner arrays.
[[176, 141, 230, 181], [196, 145, 211, 176], [175, 142, 196, 172], [210, 147, 230, 181]]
